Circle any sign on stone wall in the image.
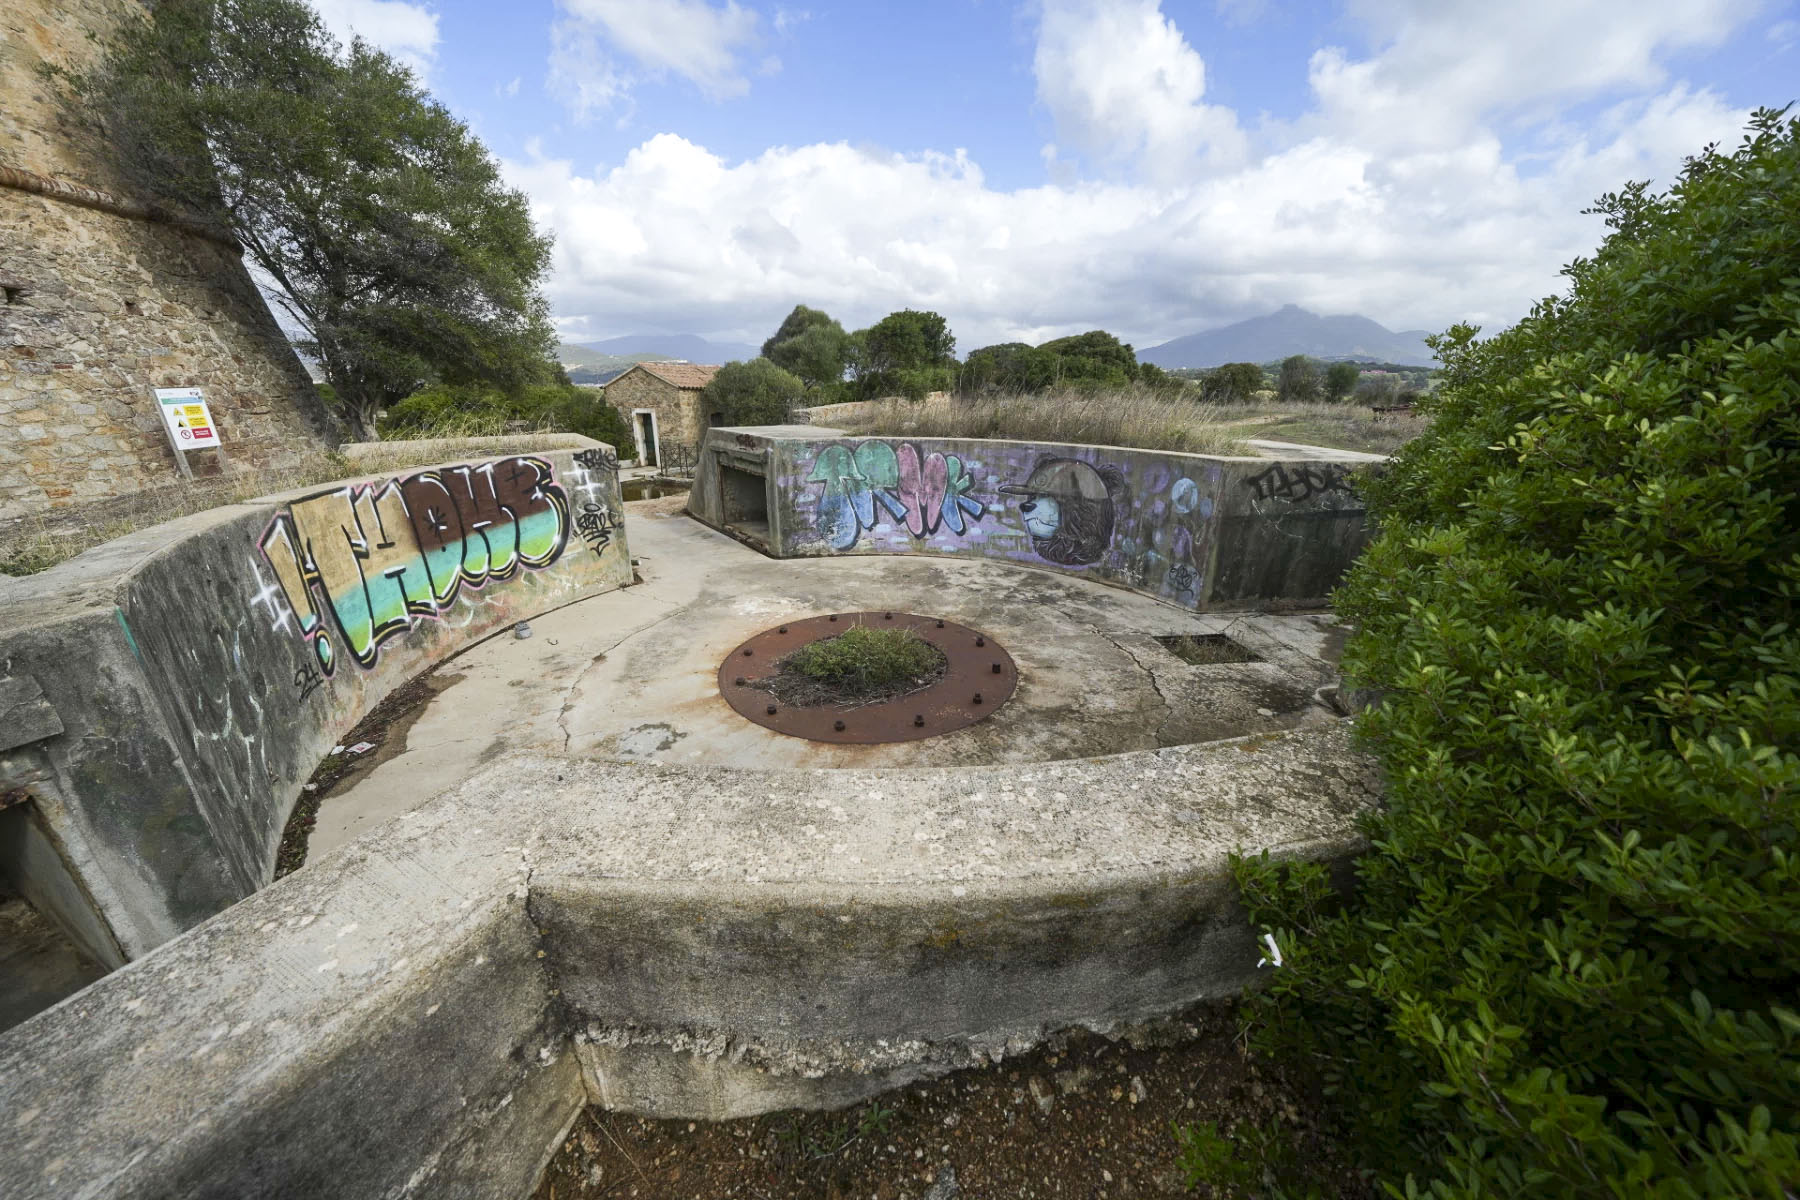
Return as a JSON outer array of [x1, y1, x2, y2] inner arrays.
[[152, 386, 228, 480], [154, 387, 220, 446]]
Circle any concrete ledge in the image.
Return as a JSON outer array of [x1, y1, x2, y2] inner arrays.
[[688, 428, 1377, 611], [0, 444, 631, 964], [0, 725, 1375, 1196]]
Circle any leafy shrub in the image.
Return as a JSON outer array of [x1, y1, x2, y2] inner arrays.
[[1203, 362, 1268, 403], [1175, 1116, 1328, 1200], [703, 358, 806, 425], [379, 380, 630, 450], [1233, 109, 1800, 1197]]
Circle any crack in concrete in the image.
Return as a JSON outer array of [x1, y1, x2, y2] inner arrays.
[[1104, 634, 1178, 747], [556, 593, 688, 755]]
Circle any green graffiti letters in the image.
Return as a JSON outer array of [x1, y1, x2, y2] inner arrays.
[[256, 456, 570, 673]]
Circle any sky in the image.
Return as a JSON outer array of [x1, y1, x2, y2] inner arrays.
[[309, 0, 1800, 353]]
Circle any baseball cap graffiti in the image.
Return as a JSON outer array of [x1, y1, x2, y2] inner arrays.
[[996, 458, 1110, 501]]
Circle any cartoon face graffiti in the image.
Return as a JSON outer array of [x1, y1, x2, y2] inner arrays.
[[1019, 495, 1063, 539], [998, 457, 1123, 566]]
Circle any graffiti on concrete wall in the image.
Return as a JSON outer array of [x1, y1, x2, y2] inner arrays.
[[997, 457, 1126, 566], [780, 436, 1363, 608], [567, 447, 621, 558], [807, 442, 986, 551], [253, 456, 571, 676], [1243, 463, 1352, 504]]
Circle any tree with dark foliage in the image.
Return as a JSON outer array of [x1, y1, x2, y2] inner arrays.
[[64, 0, 555, 441]]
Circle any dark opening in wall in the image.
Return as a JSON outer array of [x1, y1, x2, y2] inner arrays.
[[1155, 634, 1262, 665], [0, 798, 109, 1033], [719, 464, 769, 544]]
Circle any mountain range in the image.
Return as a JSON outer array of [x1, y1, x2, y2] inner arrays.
[[562, 333, 759, 364], [1138, 306, 1437, 368]]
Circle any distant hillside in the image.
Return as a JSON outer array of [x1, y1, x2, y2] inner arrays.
[[575, 333, 759, 363], [554, 344, 658, 386], [1140, 305, 1436, 368]]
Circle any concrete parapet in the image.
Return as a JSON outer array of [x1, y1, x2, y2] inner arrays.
[[0, 725, 1376, 1195], [688, 427, 1376, 610], [0, 443, 630, 965]]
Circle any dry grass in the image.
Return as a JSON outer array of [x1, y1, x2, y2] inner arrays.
[[830, 390, 1253, 456], [831, 391, 1431, 459], [1217, 399, 1432, 456], [339, 431, 595, 476]]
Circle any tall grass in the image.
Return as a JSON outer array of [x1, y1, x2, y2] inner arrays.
[[830, 389, 1252, 455]]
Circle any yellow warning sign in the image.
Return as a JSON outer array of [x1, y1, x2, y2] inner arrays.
[[154, 387, 221, 446]]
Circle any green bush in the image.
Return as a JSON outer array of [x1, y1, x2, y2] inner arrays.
[[378, 379, 630, 451], [1232, 109, 1800, 1197], [703, 357, 806, 425]]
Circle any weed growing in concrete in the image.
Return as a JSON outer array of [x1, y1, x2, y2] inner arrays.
[[763, 626, 948, 708], [789, 627, 942, 688]]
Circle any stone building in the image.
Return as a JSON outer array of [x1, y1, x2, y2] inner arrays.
[[602, 361, 719, 467], [0, 0, 335, 523]]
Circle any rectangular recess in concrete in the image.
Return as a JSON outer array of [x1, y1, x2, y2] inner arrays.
[[720, 463, 770, 544], [1155, 633, 1264, 665]]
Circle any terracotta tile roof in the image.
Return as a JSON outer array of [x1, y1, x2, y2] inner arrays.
[[634, 361, 720, 389]]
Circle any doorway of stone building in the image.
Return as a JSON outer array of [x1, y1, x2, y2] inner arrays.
[[633, 410, 659, 468]]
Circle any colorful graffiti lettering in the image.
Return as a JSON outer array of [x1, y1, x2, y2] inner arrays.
[[807, 442, 985, 551], [256, 456, 571, 676]]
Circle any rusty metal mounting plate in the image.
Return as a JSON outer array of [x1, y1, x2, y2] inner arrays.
[[718, 612, 1017, 744]]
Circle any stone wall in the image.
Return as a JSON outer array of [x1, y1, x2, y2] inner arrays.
[[0, 0, 335, 522], [689, 428, 1377, 611], [603, 369, 702, 460]]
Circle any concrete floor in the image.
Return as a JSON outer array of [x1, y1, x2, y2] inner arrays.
[[311, 497, 1349, 856], [0, 897, 105, 1034]]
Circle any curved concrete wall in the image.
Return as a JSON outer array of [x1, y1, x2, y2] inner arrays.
[[687, 427, 1376, 610], [0, 442, 629, 964], [0, 726, 1376, 1197]]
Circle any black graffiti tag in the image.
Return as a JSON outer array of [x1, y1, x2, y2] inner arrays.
[[575, 501, 616, 555], [1243, 463, 1353, 503], [574, 446, 618, 473], [293, 660, 325, 703], [1168, 564, 1199, 596]]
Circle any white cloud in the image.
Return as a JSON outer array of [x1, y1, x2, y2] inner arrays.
[[550, 0, 763, 122], [498, 76, 521, 99], [1307, 0, 1756, 152], [309, 0, 439, 76], [773, 8, 810, 36], [514, 0, 1759, 351], [1033, 0, 1246, 183]]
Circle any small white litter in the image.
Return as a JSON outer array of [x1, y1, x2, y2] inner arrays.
[[346, 741, 375, 755]]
